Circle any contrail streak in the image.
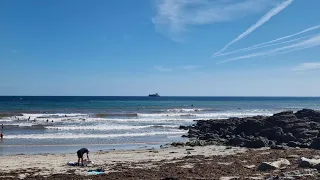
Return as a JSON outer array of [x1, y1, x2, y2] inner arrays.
[[213, 0, 294, 57], [215, 33, 320, 57], [249, 24, 320, 48], [218, 34, 320, 63]]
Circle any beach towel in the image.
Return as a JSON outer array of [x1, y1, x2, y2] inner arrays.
[[88, 168, 105, 175], [88, 171, 105, 175]]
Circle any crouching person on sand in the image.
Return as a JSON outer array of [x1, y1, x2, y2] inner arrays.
[[77, 148, 90, 166]]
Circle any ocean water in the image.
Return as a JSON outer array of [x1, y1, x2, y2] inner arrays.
[[0, 96, 320, 155]]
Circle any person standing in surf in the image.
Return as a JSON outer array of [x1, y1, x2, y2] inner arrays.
[[77, 148, 90, 166], [1, 124, 3, 140]]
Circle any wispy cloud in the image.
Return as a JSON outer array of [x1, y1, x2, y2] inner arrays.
[[213, 0, 293, 56], [152, 0, 277, 41], [219, 34, 320, 63], [154, 66, 172, 71], [154, 65, 201, 71], [181, 65, 201, 70], [292, 63, 320, 71]]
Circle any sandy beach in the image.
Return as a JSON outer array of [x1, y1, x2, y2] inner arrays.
[[0, 145, 244, 179], [1, 144, 320, 180]]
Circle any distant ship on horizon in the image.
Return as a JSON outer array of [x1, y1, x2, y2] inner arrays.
[[148, 93, 160, 97]]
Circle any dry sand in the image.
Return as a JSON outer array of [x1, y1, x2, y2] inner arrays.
[[0, 145, 245, 179]]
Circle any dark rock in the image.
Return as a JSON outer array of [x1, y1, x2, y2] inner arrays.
[[257, 158, 290, 171], [274, 111, 294, 116], [270, 145, 288, 150], [310, 138, 320, 149], [281, 133, 296, 143], [295, 109, 320, 122], [184, 109, 320, 149], [161, 178, 178, 180], [199, 133, 219, 140], [186, 139, 206, 147], [171, 142, 185, 147], [265, 112, 298, 126], [234, 120, 265, 135], [228, 136, 269, 148], [268, 140, 276, 147], [179, 125, 189, 130], [245, 137, 269, 148], [298, 157, 320, 168], [240, 132, 245, 137], [294, 129, 318, 139], [259, 127, 283, 140], [188, 129, 199, 135], [227, 137, 249, 147], [287, 141, 310, 148]]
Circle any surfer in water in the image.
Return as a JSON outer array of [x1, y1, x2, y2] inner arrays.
[[77, 148, 90, 166]]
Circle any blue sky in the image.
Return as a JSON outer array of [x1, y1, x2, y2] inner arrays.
[[1, 0, 320, 96]]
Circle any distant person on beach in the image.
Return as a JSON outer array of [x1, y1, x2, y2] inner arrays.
[[0, 132, 3, 139], [77, 148, 90, 165], [28, 116, 30, 121]]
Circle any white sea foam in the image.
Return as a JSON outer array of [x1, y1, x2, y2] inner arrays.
[[5, 131, 186, 139], [2, 110, 276, 133], [137, 111, 274, 119], [104, 118, 198, 122], [7, 113, 100, 123], [137, 113, 194, 117], [197, 112, 274, 118], [46, 124, 179, 131], [46, 125, 149, 131], [166, 108, 205, 113], [0, 119, 13, 122], [21, 113, 88, 119], [11, 123, 35, 127]]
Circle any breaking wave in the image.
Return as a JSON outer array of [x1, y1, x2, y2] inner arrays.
[[5, 131, 186, 139]]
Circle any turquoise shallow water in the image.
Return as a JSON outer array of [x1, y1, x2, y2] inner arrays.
[[0, 96, 320, 155]]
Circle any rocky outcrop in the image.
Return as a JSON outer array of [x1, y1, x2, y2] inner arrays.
[[182, 109, 320, 149], [298, 157, 320, 168], [257, 158, 290, 171]]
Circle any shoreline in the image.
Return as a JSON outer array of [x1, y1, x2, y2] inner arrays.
[[0, 140, 187, 156]]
